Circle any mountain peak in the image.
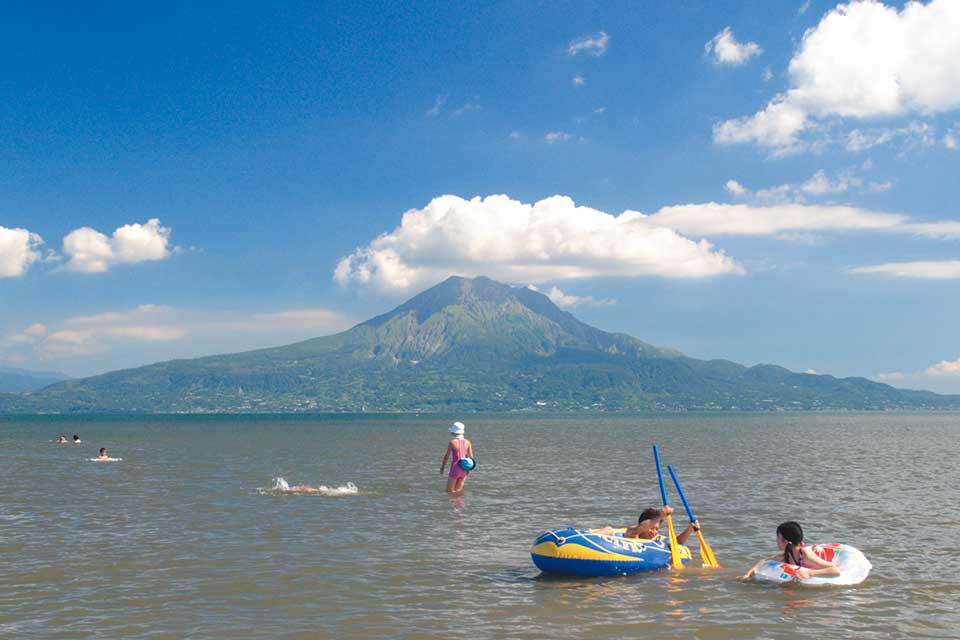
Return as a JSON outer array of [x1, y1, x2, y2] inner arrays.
[[363, 275, 549, 327], [354, 275, 670, 364]]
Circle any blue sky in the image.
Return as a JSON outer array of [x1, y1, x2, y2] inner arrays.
[[2, 0, 959, 392]]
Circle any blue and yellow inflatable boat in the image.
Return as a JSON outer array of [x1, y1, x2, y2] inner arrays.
[[531, 527, 692, 577]]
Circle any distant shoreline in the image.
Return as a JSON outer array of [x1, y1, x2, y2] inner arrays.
[[4, 408, 960, 421]]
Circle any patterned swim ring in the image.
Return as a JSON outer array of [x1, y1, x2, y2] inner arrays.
[[753, 543, 872, 586]]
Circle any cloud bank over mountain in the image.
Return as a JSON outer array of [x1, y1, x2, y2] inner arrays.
[[334, 194, 745, 294]]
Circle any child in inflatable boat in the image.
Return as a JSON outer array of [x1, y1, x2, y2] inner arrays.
[[592, 506, 700, 543], [741, 521, 840, 581]]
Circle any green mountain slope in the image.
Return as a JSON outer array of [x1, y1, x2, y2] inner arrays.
[[1, 276, 955, 413]]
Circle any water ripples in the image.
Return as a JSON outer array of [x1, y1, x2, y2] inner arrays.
[[1, 413, 958, 638]]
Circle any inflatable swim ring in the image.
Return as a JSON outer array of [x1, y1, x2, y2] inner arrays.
[[753, 543, 872, 586], [531, 527, 692, 577]]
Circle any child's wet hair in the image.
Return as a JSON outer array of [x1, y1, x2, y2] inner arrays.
[[638, 507, 662, 524], [777, 521, 804, 564]]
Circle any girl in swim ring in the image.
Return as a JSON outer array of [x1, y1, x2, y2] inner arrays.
[[440, 421, 474, 493], [742, 521, 840, 580]]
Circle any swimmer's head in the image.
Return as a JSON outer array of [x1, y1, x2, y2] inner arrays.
[[776, 521, 803, 546], [99, 447, 106, 455], [73, 434, 80, 440]]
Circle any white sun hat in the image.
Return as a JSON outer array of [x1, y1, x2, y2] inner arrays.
[[449, 421, 465, 435]]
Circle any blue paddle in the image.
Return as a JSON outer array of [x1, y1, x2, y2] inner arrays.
[[668, 464, 719, 567], [652, 444, 683, 569]]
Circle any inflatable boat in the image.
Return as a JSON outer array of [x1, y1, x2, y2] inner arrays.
[[753, 543, 872, 586], [531, 527, 692, 577]]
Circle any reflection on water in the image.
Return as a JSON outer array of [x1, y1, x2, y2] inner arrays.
[[1, 413, 959, 639]]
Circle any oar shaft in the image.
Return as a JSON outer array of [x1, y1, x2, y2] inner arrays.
[[652, 444, 669, 506], [667, 464, 696, 523]]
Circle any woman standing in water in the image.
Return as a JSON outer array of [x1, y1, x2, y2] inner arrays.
[[440, 422, 474, 493]]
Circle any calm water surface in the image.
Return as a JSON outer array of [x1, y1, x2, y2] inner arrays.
[[1, 413, 958, 639]]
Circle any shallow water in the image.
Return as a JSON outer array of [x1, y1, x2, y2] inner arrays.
[[1, 413, 958, 639]]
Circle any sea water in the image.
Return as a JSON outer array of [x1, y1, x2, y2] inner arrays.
[[1, 413, 958, 639]]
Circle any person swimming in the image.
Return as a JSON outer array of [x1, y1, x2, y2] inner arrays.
[[56, 435, 68, 444], [287, 483, 324, 493], [72, 434, 81, 444], [741, 521, 841, 581], [593, 506, 699, 543], [262, 478, 357, 495], [96, 447, 108, 461]]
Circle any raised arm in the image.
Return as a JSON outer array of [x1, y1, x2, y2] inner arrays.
[[676, 520, 700, 545]]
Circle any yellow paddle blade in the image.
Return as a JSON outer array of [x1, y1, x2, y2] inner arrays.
[[664, 514, 684, 570], [696, 529, 720, 568]]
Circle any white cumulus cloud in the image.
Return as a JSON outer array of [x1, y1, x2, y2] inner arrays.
[[800, 169, 861, 195], [545, 131, 573, 144], [851, 260, 960, 279], [715, 0, 960, 152], [528, 285, 616, 308], [0, 226, 44, 278], [926, 357, 960, 376], [725, 180, 748, 196], [63, 219, 174, 273], [724, 168, 891, 203], [705, 27, 763, 65], [714, 98, 808, 152], [644, 202, 906, 236], [333, 194, 745, 294], [567, 31, 609, 57]]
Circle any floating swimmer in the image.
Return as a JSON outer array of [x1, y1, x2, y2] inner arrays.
[[56, 435, 68, 444], [72, 434, 81, 444], [91, 447, 121, 462], [741, 521, 841, 581], [440, 421, 475, 493], [260, 477, 357, 495]]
